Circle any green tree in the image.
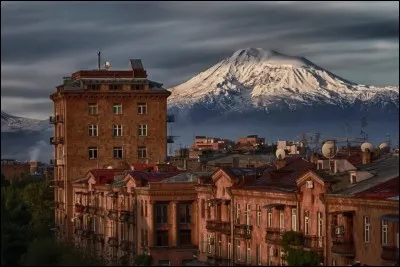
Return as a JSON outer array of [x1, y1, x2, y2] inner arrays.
[[281, 231, 321, 266], [134, 254, 153, 266]]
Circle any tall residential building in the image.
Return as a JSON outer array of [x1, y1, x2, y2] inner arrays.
[[50, 58, 171, 241]]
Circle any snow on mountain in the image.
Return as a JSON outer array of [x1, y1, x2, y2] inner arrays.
[[168, 48, 399, 113], [1, 111, 50, 132]]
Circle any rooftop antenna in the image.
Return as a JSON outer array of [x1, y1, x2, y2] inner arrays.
[[97, 50, 101, 71]]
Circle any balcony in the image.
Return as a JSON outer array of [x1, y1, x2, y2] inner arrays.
[[304, 235, 324, 252], [166, 114, 175, 123], [206, 220, 231, 235], [331, 236, 355, 255], [119, 211, 135, 224], [108, 237, 119, 248], [381, 245, 399, 262], [49, 115, 63, 124], [107, 209, 118, 221], [265, 228, 282, 245], [74, 204, 84, 213], [120, 240, 134, 252], [50, 136, 64, 145], [234, 224, 253, 239]]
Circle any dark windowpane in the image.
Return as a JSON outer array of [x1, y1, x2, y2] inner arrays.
[[179, 230, 192, 246]]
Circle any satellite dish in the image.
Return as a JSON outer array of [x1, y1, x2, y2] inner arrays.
[[105, 61, 111, 70], [321, 140, 338, 159], [107, 166, 113, 169], [361, 142, 375, 153], [275, 148, 286, 159], [378, 142, 390, 153]]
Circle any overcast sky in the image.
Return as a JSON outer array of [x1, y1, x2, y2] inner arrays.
[[1, 1, 399, 119]]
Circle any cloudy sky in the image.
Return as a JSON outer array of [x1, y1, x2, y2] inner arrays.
[[1, 1, 399, 120]]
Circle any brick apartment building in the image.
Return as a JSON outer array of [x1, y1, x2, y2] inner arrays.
[[50, 59, 172, 242]]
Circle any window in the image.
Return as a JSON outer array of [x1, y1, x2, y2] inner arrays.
[[382, 220, 388, 245], [291, 208, 297, 231], [87, 84, 100, 90], [256, 244, 262, 265], [88, 103, 98, 115], [155, 230, 168, 247], [179, 230, 192, 246], [113, 103, 122, 114], [112, 125, 123, 137], [155, 204, 168, 224], [350, 174, 357, 184], [88, 147, 98, 159], [201, 199, 205, 218], [246, 242, 251, 265], [257, 205, 261, 227], [364, 216, 370, 243], [138, 146, 147, 159], [236, 242, 241, 261], [137, 103, 147, 114], [207, 234, 214, 254], [279, 210, 284, 230], [305, 212, 310, 235], [88, 124, 98, 137], [267, 211, 272, 227], [138, 124, 147, 136], [318, 212, 323, 237], [179, 203, 191, 224], [218, 239, 222, 256], [236, 203, 241, 224], [268, 246, 273, 266], [113, 147, 123, 159], [109, 84, 122, 90], [246, 204, 251, 225], [131, 84, 142, 90], [228, 242, 232, 260], [201, 233, 206, 253]]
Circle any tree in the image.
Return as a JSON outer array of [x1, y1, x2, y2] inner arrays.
[[281, 231, 321, 266], [134, 254, 153, 266]]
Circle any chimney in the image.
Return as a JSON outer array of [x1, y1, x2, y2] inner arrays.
[[362, 150, 372, 165], [29, 161, 39, 174], [232, 157, 240, 168], [276, 159, 286, 170]]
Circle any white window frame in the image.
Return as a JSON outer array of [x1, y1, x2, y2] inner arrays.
[[257, 205, 261, 227], [113, 103, 122, 114], [267, 211, 272, 227], [137, 103, 147, 115], [291, 208, 297, 231], [113, 146, 123, 159], [382, 220, 388, 245], [279, 210, 284, 230], [88, 103, 98, 115], [138, 146, 147, 159], [305, 213, 310, 235], [138, 124, 148, 136], [113, 125, 123, 137], [246, 204, 251, 225], [88, 124, 98, 137], [236, 242, 241, 261], [246, 242, 251, 265], [88, 147, 98, 159], [364, 216, 370, 243], [257, 243, 262, 265]]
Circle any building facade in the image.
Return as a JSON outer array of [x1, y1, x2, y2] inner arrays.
[[50, 59, 171, 241]]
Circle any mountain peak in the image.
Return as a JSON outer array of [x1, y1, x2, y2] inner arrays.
[[227, 48, 321, 70]]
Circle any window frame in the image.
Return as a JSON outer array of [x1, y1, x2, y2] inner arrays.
[[113, 125, 123, 137], [113, 103, 122, 115], [113, 146, 123, 159], [137, 103, 147, 115], [382, 220, 388, 245], [364, 216, 370, 243], [88, 124, 98, 137], [88, 147, 98, 159], [88, 103, 98, 115], [138, 146, 147, 159], [138, 124, 148, 136]]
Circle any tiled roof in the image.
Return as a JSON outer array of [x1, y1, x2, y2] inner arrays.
[[89, 169, 124, 185], [354, 176, 399, 199], [158, 172, 212, 183], [239, 157, 315, 192], [328, 155, 399, 195]]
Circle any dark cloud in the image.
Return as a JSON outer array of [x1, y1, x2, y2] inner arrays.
[[1, 1, 398, 119]]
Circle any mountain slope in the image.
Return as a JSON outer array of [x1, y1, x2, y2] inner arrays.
[[168, 48, 399, 113], [1, 111, 49, 132]]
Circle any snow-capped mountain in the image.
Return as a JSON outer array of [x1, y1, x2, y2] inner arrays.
[[168, 48, 399, 113], [1, 111, 49, 132]]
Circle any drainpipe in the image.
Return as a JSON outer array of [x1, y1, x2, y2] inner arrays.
[[226, 187, 234, 266]]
